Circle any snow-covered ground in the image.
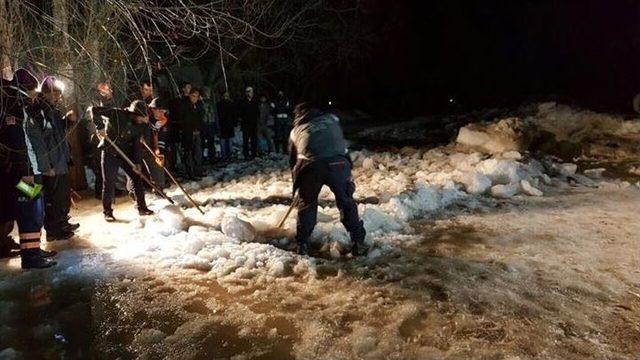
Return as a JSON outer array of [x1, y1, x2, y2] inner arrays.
[[1, 106, 639, 359]]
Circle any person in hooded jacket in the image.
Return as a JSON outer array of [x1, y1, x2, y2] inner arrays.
[[288, 102, 369, 256]]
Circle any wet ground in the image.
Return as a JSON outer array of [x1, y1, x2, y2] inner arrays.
[[1, 186, 638, 359]]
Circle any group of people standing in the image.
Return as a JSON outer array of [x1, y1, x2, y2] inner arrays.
[[0, 69, 79, 268], [1, 68, 369, 270]]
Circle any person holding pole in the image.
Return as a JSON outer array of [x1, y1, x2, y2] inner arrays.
[[89, 100, 154, 222]]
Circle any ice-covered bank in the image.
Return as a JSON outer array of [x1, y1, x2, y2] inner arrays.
[[1, 103, 639, 359]]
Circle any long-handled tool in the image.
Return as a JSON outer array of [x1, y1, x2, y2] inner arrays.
[[101, 135, 175, 205], [275, 192, 298, 228], [140, 139, 205, 215]]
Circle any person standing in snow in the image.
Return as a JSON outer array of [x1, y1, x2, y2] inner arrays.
[[89, 100, 154, 222], [180, 88, 205, 180], [258, 94, 275, 154], [271, 90, 291, 154], [288, 102, 369, 256], [217, 91, 236, 161], [0, 69, 57, 268], [238, 86, 259, 160], [26, 76, 79, 241]]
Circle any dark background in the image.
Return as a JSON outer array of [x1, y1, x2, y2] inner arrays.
[[296, 0, 640, 118]]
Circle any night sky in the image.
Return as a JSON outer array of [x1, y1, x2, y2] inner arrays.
[[324, 0, 640, 117]]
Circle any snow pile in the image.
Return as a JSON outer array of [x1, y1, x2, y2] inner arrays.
[[456, 117, 535, 154], [533, 102, 640, 141]]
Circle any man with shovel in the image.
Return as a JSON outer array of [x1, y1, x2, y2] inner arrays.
[[288, 102, 369, 256], [89, 100, 154, 222]]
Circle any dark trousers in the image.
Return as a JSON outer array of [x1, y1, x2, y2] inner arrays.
[[90, 153, 103, 197], [274, 118, 290, 154], [101, 150, 146, 215], [16, 193, 44, 258], [183, 132, 203, 177], [295, 157, 365, 245], [42, 173, 70, 232], [242, 127, 258, 159]]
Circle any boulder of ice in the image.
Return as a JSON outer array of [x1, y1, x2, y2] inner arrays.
[[556, 163, 578, 176], [501, 151, 522, 160], [456, 117, 535, 154], [134, 329, 166, 346], [520, 180, 543, 196], [457, 172, 492, 195], [490, 183, 519, 198], [584, 168, 606, 179], [221, 215, 257, 242], [477, 159, 523, 185], [362, 157, 375, 170], [0, 348, 21, 360]]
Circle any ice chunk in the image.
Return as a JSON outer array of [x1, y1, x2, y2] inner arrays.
[[457, 172, 491, 195], [221, 215, 257, 242], [502, 151, 522, 160], [0, 348, 21, 360], [477, 159, 522, 184], [557, 163, 577, 176], [584, 168, 606, 179], [156, 205, 186, 230], [362, 157, 375, 170], [490, 183, 519, 198], [520, 180, 543, 196]]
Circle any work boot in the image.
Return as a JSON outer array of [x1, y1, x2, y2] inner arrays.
[[351, 241, 370, 257], [297, 241, 311, 256], [46, 230, 74, 242], [104, 213, 116, 222], [62, 222, 80, 231], [21, 255, 57, 269], [40, 249, 57, 258], [138, 207, 154, 216]]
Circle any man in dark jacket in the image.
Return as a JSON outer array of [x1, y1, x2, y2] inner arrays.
[[0, 69, 57, 268], [288, 102, 368, 256], [270, 90, 291, 154], [181, 88, 205, 179], [168, 81, 192, 171], [26, 76, 78, 241], [90, 100, 154, 222], [238, 86, 259, 160], [217, 91, 236, 160], [85, 81, 116, 199]]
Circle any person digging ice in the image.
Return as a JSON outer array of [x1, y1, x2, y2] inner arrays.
[[287, 101, 369, 256]]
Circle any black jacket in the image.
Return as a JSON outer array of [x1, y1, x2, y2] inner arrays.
[[217, 99, 237, 139], [181, 101, 205, 145], [91, 107, 145, 158], [238, 97, 259, 131], [25, 97, 72, 175]]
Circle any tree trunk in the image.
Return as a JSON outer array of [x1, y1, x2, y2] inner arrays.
[[53, 0, 87, 191], [0, 0, 15, 79]]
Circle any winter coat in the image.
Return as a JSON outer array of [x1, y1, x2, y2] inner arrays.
[[258, 102, 273, 128], [25, 98, 72, 175], [180, 101, 205, 145], [91, 107, 145, 158], [238, 97, 259, 131], [288, 109, 349, 190], [217, 99, 237, 139], [270, 96, 291, 118]]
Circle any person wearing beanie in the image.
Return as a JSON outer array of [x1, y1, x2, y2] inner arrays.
[[148, 96, 170, 188], [25, 75, 78, 242], [89, 100, 154, 222], [0, 68, 57, 268]]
